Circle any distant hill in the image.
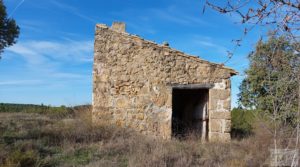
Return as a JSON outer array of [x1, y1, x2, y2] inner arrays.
[[0, 103, 91, 114], [0, 103, 68, 113]]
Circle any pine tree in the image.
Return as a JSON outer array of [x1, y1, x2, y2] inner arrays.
[[239, 36, 300, 125], [0, 0, 19, 57]]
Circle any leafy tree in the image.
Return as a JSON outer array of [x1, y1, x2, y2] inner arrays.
[[238, 36, 300, 124], [0, 0, 19, 57]]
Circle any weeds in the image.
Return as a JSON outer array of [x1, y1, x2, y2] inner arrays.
[[0, 106, 277, 167]]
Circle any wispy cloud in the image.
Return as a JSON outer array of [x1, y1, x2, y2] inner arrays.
[[5, 39, 93, 81], [126, 21, 157, 35], [50, 0, 98, 23], [151, 9, 207, 26], [7, 44, 49, 65], [0, 80, 43, 86], [193, 38, 228, 56], [50, 72, 87, 79], [110, 4, 211, 30], [149, 5, 210, 26], [18, 20, 47, 33], [7, 40, 93, 66], [9, 0, 25, 17]]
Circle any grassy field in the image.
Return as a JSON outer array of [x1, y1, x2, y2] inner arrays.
[[0, 105, 275, 167]]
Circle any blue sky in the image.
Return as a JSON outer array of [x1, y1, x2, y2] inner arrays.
[[0, 0, 264, 107]]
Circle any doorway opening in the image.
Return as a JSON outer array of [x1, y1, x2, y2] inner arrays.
[[172, 88, 209, 139]]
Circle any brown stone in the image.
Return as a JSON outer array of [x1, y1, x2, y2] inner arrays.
[[116, 98, 129, 108], [210, 89, 230, 100], [116, 120, 125, 127], [100, 74, 109, 82], [137, 113, 144, 120], [209, 132, 231, 141], [210, 112, 231, 119], [140, 85, 149, 94], [153, 93, 168, 107], [224, 120, 231, 133], [223, 99, 231, 111], [210, 119, 223, 132], [92, 22, 237, 141]]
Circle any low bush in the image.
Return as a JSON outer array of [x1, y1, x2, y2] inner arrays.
[[0, 107, 279, 167], [231, 108, 256, 139]]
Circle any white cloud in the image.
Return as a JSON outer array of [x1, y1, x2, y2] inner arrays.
[[51, 72, 87, 79], [5, 39, 93, 81], [7, 40, 93, 65], [149, 5, 210, 26], [8, 0, 25, 17], [194, 39, 228, 56], [7, 44, 48, 65], [110, 5, 211, 29], [0, 80, 43, 86], [50, 0, 98, 23], [151, 9, 207, 26]]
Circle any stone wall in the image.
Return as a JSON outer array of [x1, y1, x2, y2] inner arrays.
[[93, 22, 236, 141]]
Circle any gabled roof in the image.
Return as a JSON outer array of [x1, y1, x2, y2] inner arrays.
[[96, 23, 238, 76]]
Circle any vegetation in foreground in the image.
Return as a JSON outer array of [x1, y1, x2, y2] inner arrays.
[[0, 104, 285, 167], [0, 35, 298, 167]]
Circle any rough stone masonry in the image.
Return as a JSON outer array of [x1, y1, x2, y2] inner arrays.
[[92, 22, 237, 141]]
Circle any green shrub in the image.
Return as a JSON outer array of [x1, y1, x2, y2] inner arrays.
[[0, 103, 75, 118], [6, 149, 38, 167], [231, 108, 256, 139], [59, 148, 94, 165]]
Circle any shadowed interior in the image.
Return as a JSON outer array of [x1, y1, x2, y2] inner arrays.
[[172, 88, 209, 139]]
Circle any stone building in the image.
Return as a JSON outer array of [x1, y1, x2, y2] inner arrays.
[[92, 22, 237, 141]]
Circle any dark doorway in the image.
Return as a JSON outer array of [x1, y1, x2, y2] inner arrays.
[[172, 88, 209, 139]]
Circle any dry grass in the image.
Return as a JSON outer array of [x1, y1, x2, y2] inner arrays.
[[0, 107, 278, 167]]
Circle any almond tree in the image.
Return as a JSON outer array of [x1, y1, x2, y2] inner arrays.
[[204, 1, 300, 165], [204, 0, 300, 43]]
